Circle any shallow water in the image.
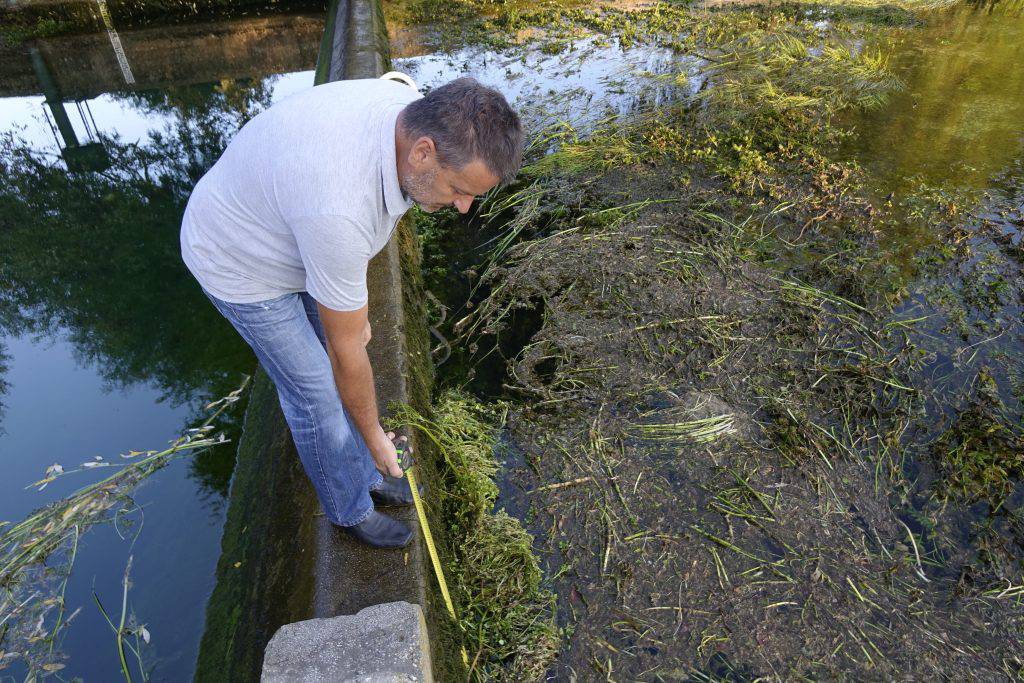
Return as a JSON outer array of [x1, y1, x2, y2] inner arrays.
[[845, 2, 1024, 198], [0, 15, 322, 680], [396, 35, 702, 131], [397, 1, 1023, 675], [844, 1, 1023, 493]]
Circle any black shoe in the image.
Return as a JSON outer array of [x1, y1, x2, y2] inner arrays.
[[369, 475, 424, 507], [341, 511, 413, 548]]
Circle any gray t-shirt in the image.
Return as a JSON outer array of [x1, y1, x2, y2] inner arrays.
[[180, 78, 421, 311]]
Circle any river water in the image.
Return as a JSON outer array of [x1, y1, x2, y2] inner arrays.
[[397, 0, 1022, 407], [0, 13, 322, 680]]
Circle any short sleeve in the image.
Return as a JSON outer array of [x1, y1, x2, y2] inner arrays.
[[290, 215, 373, 311]]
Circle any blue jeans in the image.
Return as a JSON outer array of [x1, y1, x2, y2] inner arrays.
[[204, 289, 383, 526]]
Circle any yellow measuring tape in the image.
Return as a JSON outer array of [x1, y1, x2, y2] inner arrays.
[[399, 448, 470, 668]]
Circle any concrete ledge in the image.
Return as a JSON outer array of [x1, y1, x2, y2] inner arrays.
[[262, 602, 433, 683]]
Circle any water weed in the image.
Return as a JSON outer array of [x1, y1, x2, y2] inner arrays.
[[406, 0, 1023, 677], [0, 379, 248, 677], [392, 393, 558, 681]]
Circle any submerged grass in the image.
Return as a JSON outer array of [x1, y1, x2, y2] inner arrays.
[[933, 369, 1024, 503], [631, 412, 737, 444], [410, 0, 1024, 678], [392, 392, 558, 681]]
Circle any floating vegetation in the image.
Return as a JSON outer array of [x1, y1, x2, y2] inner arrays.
[[407, 0, 1024, 678], [0, 378, 249, 678], [932, 370, 1024, 503], [631, 412, 736, 444]]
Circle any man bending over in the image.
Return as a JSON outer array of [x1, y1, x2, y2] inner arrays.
[[180, 77, 523, 548]]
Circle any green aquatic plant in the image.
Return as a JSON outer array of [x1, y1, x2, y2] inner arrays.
[[932, 370, 1024, 503], [409, 0, 1024, 677], [632, 412, 737, 444], [93, 555, 149, 683], [392, 392, 558, 682]]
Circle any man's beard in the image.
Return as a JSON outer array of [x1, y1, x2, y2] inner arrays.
[[399, 167, 438, 209]]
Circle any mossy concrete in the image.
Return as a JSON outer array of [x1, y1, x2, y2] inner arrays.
[[195, 370, 319, 682]]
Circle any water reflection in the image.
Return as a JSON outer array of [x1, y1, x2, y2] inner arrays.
[[0, 13, 318, 675], [395, 35, 702, 132], [846, 1, 1024, 195], [0, 78, 270, 490]]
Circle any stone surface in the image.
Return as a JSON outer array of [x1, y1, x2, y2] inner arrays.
[[261, 601, 433, 682]]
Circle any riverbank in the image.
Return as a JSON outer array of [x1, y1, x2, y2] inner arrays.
[[395, 0, 1023, 677]]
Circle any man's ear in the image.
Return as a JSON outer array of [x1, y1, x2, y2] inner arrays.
[[410, 135, 437, 167]]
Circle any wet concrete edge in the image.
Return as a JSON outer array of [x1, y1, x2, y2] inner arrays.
[[311, 0, 432, 626]]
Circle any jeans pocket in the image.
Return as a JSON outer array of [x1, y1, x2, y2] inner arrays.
[[207, 290, 295, 325]]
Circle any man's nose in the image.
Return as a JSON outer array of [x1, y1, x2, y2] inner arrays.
[[453, 197, 473, 214]]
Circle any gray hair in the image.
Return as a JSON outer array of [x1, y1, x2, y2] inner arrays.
[[399, 77, 523, 184]]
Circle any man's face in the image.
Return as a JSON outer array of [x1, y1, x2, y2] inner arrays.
[[400, 141, 501, 214]]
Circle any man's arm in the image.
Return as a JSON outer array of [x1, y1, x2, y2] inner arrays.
[[317, 302, 404, 478]]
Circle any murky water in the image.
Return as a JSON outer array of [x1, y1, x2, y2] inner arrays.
[[0, 14, 322, 680], [395, 1, 1023, 676], [840, 1, 1024, 589], [399, 0, 1023, 453], [846, 2, 1024, 197], [844, 1, 1023, 455]]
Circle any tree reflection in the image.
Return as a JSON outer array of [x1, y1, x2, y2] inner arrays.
[[0, 77, 276, 496], [849, 0, 1024, 195], [0, 340, 9, 432]]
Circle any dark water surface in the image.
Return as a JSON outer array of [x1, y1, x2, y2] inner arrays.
[[0, 14, 322, 680], [844, 1, 1023, 442]]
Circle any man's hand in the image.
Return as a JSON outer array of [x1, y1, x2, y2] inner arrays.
[[317, 302, 403, 478], [368, 429, 406, 478]]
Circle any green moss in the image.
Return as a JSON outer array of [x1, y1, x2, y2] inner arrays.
[[194, 370, 318, 682]]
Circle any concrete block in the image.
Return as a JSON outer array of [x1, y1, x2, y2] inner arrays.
[[261, 601, 433, 683]]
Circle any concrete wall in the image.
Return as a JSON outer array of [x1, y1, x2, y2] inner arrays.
[[195, 370, 320, 682]]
